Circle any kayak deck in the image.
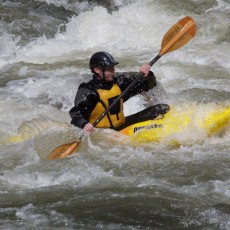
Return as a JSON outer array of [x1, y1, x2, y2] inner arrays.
[[119, 104, 230, 145]]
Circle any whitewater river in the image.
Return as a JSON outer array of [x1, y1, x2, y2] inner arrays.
[[0, 0, 230, 229]]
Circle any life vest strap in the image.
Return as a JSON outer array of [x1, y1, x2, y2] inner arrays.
[[98, 99, 114, 128]]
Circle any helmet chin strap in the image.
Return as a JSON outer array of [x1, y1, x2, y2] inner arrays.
[[102, 65, 106, 80], [94, 64, 110, 82]]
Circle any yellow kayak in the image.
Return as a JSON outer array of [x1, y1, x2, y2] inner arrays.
[[119, 103, 230, 146], [5, 103, 230, 150], [43, 103, 230, 160]]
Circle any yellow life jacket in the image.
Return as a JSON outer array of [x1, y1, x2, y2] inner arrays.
[[89, 84, 126, 128]]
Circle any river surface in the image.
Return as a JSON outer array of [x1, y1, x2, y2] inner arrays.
[[0, 0, 230, 229]]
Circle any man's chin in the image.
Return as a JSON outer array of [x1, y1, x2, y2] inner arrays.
[[106, 77, 114, 82]]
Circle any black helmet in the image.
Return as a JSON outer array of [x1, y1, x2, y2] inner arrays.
[[89, 52, 119, 69]]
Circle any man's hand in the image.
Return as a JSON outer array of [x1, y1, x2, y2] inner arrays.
[[83, 123, 96, 133], [139, 64, 151, 77]]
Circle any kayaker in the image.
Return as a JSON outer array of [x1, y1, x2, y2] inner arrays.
[[69, 51, 169, 133]]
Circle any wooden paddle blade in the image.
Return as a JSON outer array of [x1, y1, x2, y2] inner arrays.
[[160, 16, 196, 56], [47, 141, 81, 160]]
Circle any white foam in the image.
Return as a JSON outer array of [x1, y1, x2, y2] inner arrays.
[[0, 33, 19, 69], [14, 2, 173, 64], [36, 0, 133, 9], [205, 0, 230, 12]]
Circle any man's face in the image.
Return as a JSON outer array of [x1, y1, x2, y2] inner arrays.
[[94, 66, 115, 81]]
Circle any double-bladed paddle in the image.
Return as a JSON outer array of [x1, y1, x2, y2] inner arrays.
[[47, 16, 196, 160]]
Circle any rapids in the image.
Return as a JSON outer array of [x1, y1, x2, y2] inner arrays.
[[0, 0, 230, 229]]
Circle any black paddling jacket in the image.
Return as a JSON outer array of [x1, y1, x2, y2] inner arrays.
[[69, 71, 157, 129]]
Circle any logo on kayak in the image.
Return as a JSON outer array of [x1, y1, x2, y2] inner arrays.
[[133, 124, 163, 133]]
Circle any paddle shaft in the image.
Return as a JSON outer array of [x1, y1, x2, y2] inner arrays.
[[92, 55, 161, 127]]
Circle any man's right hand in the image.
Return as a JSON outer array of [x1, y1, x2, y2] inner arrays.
[[83, 123, 96, 133]]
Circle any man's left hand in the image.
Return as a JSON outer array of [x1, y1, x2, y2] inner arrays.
[[139, 64, 151, 77]]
